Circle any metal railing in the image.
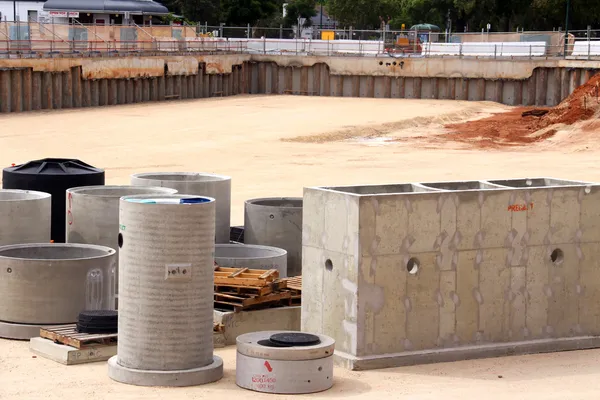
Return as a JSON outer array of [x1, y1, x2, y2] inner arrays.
[[2, 21, 600, 60]]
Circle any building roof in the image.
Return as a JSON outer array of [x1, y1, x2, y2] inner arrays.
[[43, 0, 169, 15]]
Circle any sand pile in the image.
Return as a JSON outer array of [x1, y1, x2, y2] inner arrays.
[[445, 74, 600, 148]]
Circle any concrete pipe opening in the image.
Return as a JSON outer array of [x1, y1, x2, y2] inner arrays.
[[246, 198, 303, 208], [67, 185, 177, 198], [0, 189, 52, 246], [215, 244, 287, 278], [131, 172, 230, 183], [0, 189, 51, 201], [130, 172, 232, 244], [0, 243, 116, 339]]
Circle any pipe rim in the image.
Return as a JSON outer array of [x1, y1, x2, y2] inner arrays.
[[0, 189, 51, 201], [67, 185, 178, 198], [121, 194, 216, 205], [214, 244, 287, 259], [245, 197, 303, 209], [0, 243, 115, 261], [131, 172, 231, 183]]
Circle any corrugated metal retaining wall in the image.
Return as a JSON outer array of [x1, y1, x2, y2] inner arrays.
[[0, 62, 596, 113]]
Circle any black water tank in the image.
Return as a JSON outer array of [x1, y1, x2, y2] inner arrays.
[[2, 158, 105, 243]]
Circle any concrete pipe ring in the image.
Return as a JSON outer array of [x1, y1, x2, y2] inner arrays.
[[236, 330, 335, 394], [0, 189, 51, 246], [0, 243, 116, 340], [130, 172, 231, 244]]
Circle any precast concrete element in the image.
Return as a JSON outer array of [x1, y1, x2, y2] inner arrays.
[[0, 189, 51, 246], [66, 185, 178, 305], [301, 178, 600, 370], [214, 243, 288, 277], [214, 306, 300, 346], [108, 194, 223, 387], [0, 243, 116, 339], [236, 331, 335, 394], [130, 172, 231, 244], [244, 197, 303, 277]]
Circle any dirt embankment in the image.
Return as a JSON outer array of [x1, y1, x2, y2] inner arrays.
[[445, 74, 600, 148]]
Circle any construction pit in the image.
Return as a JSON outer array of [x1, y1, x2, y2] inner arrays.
[[2, 80, 600, 398]]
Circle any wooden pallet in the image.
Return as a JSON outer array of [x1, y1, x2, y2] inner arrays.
[[214, 290, 292, 312], [40, 324, 117, 349], [284, 276, 302, 291], [214, 280, 287, 297], [214, 266, 279, 287]]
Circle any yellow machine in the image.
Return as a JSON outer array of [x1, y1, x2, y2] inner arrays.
[[321, 30, 334, 40]]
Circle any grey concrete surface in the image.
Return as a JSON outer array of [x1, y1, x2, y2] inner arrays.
[[112, 194, 222, 386], [130, 172, 231, 243], [29, 337, 117, 365], [214, 243, 287, 277], [0, 243, 116, 334], [108, 355, 224, 387], [301, 178, 600, 370], [214, 306, 300, 345], [66, 185, 178, 304], [244, 197, 303, 277], [0, 189, 51, 246]]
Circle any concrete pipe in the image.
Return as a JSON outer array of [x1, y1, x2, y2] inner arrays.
[[215, 244, 287, 278], [236, 331, 335, 394], [0, 243, 116, 340], [130, 172, 231, 244], [0, 189, 51, 246], [108, 194, 223, 387], [66, 185, 178, 307], [244, 198, 303, 277]]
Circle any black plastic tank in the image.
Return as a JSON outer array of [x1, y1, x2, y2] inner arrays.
[[2, 158, 105, 243]]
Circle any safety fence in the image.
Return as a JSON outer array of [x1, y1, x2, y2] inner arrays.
[[2, 21, 600, 60]]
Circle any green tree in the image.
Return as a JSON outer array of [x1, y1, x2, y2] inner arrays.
[[180, 0, 221, 24], [283, 0, 317, 28], [221, 0, 279, 26]]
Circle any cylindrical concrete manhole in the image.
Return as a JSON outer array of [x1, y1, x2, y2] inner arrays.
[[244, 198, 303, 277], [236, 330, 335, 394], [66, 185, 178, 307], [108, 195, 223, 387], [130, 172, 231, 244], [215, 244, 287, 278], [0, 189, 51, 246], [0, 243, 116, 339]]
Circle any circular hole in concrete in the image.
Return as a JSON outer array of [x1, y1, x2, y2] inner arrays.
[[551, 248, 564, 265], [6, 268, 11, 273], [118, 233, 123, 249], [318, 366, 322, 371], [325, 259, 333, 271], [379, 61, 383, 65], [407, 258, 420, 275], [393, 61, 397, 66]]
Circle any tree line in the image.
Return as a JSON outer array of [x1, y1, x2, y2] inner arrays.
[[163, 0, 599, 32]]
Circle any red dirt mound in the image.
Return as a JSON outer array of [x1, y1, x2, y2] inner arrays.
[[445, 73, 600, 148]]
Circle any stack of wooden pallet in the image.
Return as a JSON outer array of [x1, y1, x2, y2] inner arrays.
[[213, 266, 302, 312]]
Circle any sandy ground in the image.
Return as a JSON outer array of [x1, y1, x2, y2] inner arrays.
[[2, 95, 600, 399]]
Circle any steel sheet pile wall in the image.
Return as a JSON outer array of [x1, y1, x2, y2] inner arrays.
[[108, 194, 223, 387], [301, 178, 600, 370], [0, 59, 598, 112]]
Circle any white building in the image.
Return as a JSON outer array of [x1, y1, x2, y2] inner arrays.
[[0, 0, 168, 24], [0, 0, 46, 22]]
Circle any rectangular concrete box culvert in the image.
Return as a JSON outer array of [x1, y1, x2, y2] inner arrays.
[[301, 178, 600, 370]]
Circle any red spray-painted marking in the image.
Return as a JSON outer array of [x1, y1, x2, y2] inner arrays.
[[264, 361, 273, 372], [508, 203, 534, 212]]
